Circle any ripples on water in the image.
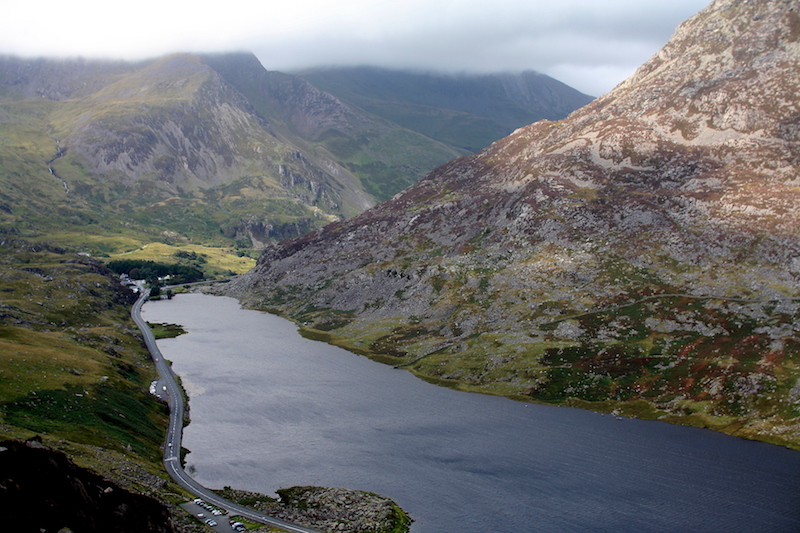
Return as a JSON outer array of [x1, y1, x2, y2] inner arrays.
[[143, 294, 800, 533]]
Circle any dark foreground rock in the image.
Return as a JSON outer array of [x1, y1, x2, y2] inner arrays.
[[0, 437, 175, 533]]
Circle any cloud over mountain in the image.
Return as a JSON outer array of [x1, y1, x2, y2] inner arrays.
[[1, 0, 708, 95]]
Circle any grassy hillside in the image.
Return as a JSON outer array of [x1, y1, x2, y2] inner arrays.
[[0, 239, 406, 531], [0, 239, 194, 511]]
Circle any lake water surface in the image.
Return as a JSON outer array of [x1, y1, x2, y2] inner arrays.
[[142, 293, 800, 532]]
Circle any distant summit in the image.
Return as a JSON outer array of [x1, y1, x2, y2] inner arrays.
[[228, 0, 800, 449], [296, 67, 594, 152]]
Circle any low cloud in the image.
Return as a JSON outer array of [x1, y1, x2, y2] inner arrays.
[[1, 0, 709, 96]]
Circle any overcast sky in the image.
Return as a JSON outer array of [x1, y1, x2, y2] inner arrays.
[[2, 0, 710, 96]]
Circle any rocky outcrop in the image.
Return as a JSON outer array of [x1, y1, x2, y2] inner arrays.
[[225, 215, 326, 249], [216, 486, 411, 533], [225, 0, 800, 448], [57, 54, 372, 216]]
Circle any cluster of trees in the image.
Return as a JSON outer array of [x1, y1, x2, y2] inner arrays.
[[173, 250, 206, 263], [106, 259, 204, 285]]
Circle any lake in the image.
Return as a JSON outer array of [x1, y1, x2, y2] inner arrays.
[[142, 293, 800, 532]]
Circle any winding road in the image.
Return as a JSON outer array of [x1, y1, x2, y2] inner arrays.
[[131, 287, 323, 533]]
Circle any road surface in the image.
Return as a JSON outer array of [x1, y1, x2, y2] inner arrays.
[[131, 287, 323, 533]]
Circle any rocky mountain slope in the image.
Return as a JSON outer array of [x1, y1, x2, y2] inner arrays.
[[0, 53, 463, 250], [201, 53, 466, 202], [56, 54, 369, 214], [298, 67, 595, 152], [225, 0, 800, 449], [0, 52, 592, 251]]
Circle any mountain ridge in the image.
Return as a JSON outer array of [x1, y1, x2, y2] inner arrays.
[[0, 52, 459, 252], [296, 66, 594, 152], [201, 53, 468, 201], [0, 52, 373, 251], [0, 52, 591, 253]]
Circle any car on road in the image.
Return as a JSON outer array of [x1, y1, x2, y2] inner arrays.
[[205, 518, 217, 526]]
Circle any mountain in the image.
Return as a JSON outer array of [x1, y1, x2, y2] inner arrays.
[[201, 53, 467, 201], [225, 0, 800, 449], [297, 67, 595, 152], [0, 53, 592, 254], [0, 52, 463, 253]]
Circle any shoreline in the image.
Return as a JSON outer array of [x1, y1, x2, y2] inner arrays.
[[137, 288, 413, 533]]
